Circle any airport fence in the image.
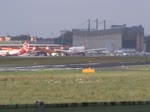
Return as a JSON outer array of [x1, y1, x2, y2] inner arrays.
[[1, 101, 150, 112]]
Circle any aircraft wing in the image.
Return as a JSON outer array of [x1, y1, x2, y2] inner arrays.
[[85, 48, 106, 52], [54, 49, 69, 53]]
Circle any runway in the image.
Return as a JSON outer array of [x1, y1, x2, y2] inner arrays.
[[0, 61, 150, 72]]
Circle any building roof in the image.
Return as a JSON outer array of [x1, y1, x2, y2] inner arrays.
[[72, 26, 144, 37], [0, 44, 61, 47]]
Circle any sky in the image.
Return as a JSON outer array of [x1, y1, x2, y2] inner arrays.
[[0, 0, 150, 38]]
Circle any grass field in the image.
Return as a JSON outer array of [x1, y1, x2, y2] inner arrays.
[[0, 65, 150, 104], [0, 56, 150, 66]]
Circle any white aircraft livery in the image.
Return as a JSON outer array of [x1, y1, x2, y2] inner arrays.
[[54, 39, 106, 56]]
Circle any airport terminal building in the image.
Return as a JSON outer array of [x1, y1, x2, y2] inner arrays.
[[72, 25, 144, 52]]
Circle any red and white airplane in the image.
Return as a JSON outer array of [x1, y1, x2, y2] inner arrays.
[[54, 38, 106, 56], [0, 41, 30, 56]]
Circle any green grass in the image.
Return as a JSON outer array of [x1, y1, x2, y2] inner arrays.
[[0, 56, 150, 66], [0, 66, 150, 104]]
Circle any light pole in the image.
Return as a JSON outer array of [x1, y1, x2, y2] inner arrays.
[[62, 33, 64, 46]]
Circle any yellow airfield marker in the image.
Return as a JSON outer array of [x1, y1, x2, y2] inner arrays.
[[82, 68, 95, 74]]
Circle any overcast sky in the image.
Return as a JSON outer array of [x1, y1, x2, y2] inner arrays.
[[0, 0, 149, 38]]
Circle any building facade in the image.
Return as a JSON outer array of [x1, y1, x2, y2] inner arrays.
[[72, 25, 144, 52]]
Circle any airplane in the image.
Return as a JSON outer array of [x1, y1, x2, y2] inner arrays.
[[114, 48, 136, 56], [54, 39, 106, 56], [27, 45, 53, 56], [0, 41, 30, 56]]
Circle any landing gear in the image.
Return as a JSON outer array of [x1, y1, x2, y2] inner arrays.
[[78, 53, 85, 56], [82, 53, 85, 56]]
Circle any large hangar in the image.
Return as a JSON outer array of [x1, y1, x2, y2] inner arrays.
[[144, 36, 150, 52], [72, 25, 144, 52]]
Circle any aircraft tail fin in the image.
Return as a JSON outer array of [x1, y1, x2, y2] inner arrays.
[[20, 41, 30, 54], [23, 41, 29, 49], [105, 41, 116, 51]]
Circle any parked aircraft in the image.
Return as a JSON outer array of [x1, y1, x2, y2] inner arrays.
[[28, 46, 53, 56], [54, 39, 106, 56], [0, 41, 30, 56], [114, 49, 136, 56]]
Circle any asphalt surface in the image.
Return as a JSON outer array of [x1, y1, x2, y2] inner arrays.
[[0, 61, 150, 72]]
